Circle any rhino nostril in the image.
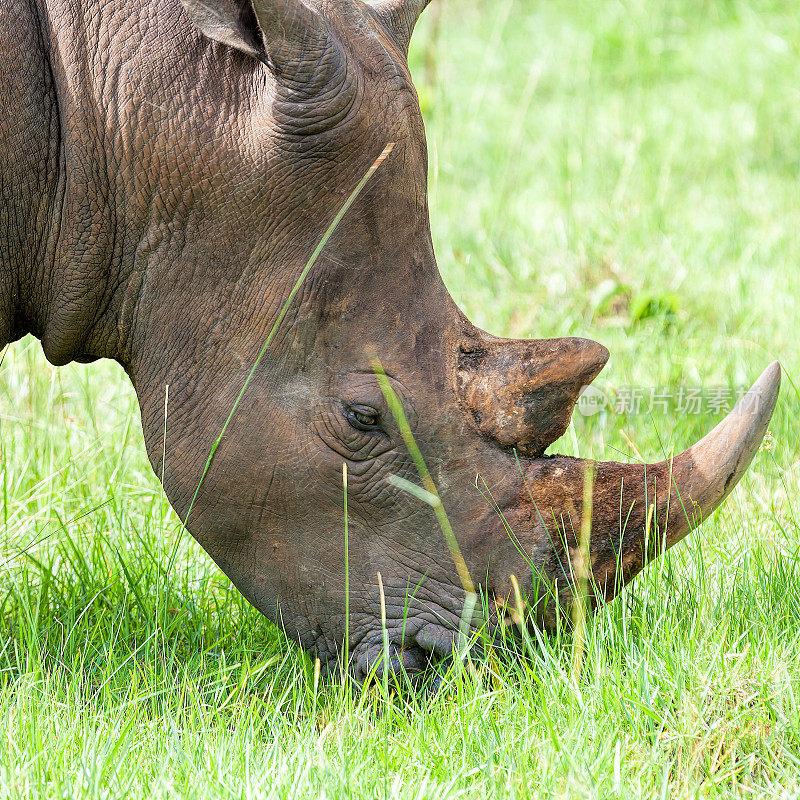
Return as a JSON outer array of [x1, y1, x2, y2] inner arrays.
[[414, 625, 454, 658], [352, 640, 435, 684]]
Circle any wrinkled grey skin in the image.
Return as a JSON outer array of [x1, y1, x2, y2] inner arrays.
[[2, 0, 521, 680], [0, 0, 779, 681]]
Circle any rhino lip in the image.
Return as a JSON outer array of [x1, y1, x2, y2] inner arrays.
[[497, 362, 781, 615]]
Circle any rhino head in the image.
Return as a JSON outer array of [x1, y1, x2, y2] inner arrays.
[[59, 0, 777, 680]]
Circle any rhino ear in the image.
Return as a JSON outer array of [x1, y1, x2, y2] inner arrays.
[[367, 0, 432, 55], [181, 0, 329, 75]]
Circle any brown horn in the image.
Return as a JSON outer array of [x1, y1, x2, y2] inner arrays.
[[368, 0, 433, 54], [456, 333, 609, 457], [517, 361, 781, 613]]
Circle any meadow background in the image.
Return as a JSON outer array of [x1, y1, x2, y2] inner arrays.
[[2, 0, 800, 796]]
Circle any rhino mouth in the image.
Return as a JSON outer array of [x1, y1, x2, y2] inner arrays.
[[351, 633, 452, 684]]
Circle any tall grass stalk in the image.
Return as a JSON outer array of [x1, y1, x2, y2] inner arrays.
[[372, 357, 478, 655], [376, 570, 390, 800], [371, 359, 475, 601], [342, 462, 350, 682], [570, 462, 595, 686]]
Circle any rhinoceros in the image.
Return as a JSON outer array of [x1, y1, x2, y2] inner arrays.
[[1, 0, 780, 680]]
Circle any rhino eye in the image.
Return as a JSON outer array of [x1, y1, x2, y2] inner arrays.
[[346, 405, 380, 432]]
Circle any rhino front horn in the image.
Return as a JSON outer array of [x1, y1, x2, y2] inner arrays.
[[515, 361, 781, 620]]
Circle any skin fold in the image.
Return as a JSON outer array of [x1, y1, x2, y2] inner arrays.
[[0, 0, 780, 680]]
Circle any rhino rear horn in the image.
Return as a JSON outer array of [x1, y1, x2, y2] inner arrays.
[[181, 0, 331, 77], [455, 333, 609, 457], [368, 0, 433, 54]]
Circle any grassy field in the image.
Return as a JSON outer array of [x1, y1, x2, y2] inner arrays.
[[2, 0, 800, 796]]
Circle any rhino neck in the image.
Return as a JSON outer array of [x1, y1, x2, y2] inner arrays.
[[4, 0, 162, 367], [0, 0, 81, 360], [3, 0, 264, 371]]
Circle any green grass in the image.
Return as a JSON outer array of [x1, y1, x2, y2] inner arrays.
[[2, 0, 800, 795]]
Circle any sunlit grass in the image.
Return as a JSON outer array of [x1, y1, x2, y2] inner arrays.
[[1, 0, 799, 796]]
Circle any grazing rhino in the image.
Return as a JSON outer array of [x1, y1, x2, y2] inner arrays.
[[1, 0, 780, 681]]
